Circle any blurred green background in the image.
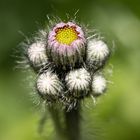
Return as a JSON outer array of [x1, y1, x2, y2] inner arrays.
[[0, 0, 140, 140]]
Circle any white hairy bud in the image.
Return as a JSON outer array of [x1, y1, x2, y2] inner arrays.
[[92, 75, 106, 96], [37, 71, 63, 96], [87, 39, 109, 64], [65, 68, 91, 93], [27, 41, 48, 66]]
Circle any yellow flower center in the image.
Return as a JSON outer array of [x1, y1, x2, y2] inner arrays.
[[55, 26, 78, 45]]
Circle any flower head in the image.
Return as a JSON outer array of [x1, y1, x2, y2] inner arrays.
[[20, 17, 111, 110], [65, 68, 91, 97], [87, 39, 109, 69], [27, 41, 48, 67], [92, 74, 106, 96], [37, 71, 63, 98], [47, 22, 86, 66]]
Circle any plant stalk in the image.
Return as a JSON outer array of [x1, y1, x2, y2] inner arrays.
[[65, 103, 81, 140]]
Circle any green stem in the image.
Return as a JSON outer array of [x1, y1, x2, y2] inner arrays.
[[65, 104, 81, 140]]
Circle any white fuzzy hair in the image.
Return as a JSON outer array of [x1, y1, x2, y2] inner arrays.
[[92, 74, 106, 95], [27, 41, 48, 66], [65, 68, 91, 92], [37, 71, 63, 95], [87, 39, 109, 62]]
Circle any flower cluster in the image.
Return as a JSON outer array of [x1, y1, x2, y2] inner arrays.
[[23, 20, 110, 110]]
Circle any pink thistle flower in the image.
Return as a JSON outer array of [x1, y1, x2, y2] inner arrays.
[[47, 22, 86, 66]]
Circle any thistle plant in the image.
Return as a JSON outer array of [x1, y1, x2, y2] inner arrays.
[[18, 16, 110, 140]]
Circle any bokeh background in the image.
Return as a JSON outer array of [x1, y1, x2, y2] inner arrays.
[[0, 0, 140, 140]]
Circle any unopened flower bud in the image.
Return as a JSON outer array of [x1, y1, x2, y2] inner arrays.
[[37, 71, 63, 98], [27, 41, 48, 67], [87, 39, 109, 69], [65, 68, 91, 97], [92, 74, 106, 96]]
